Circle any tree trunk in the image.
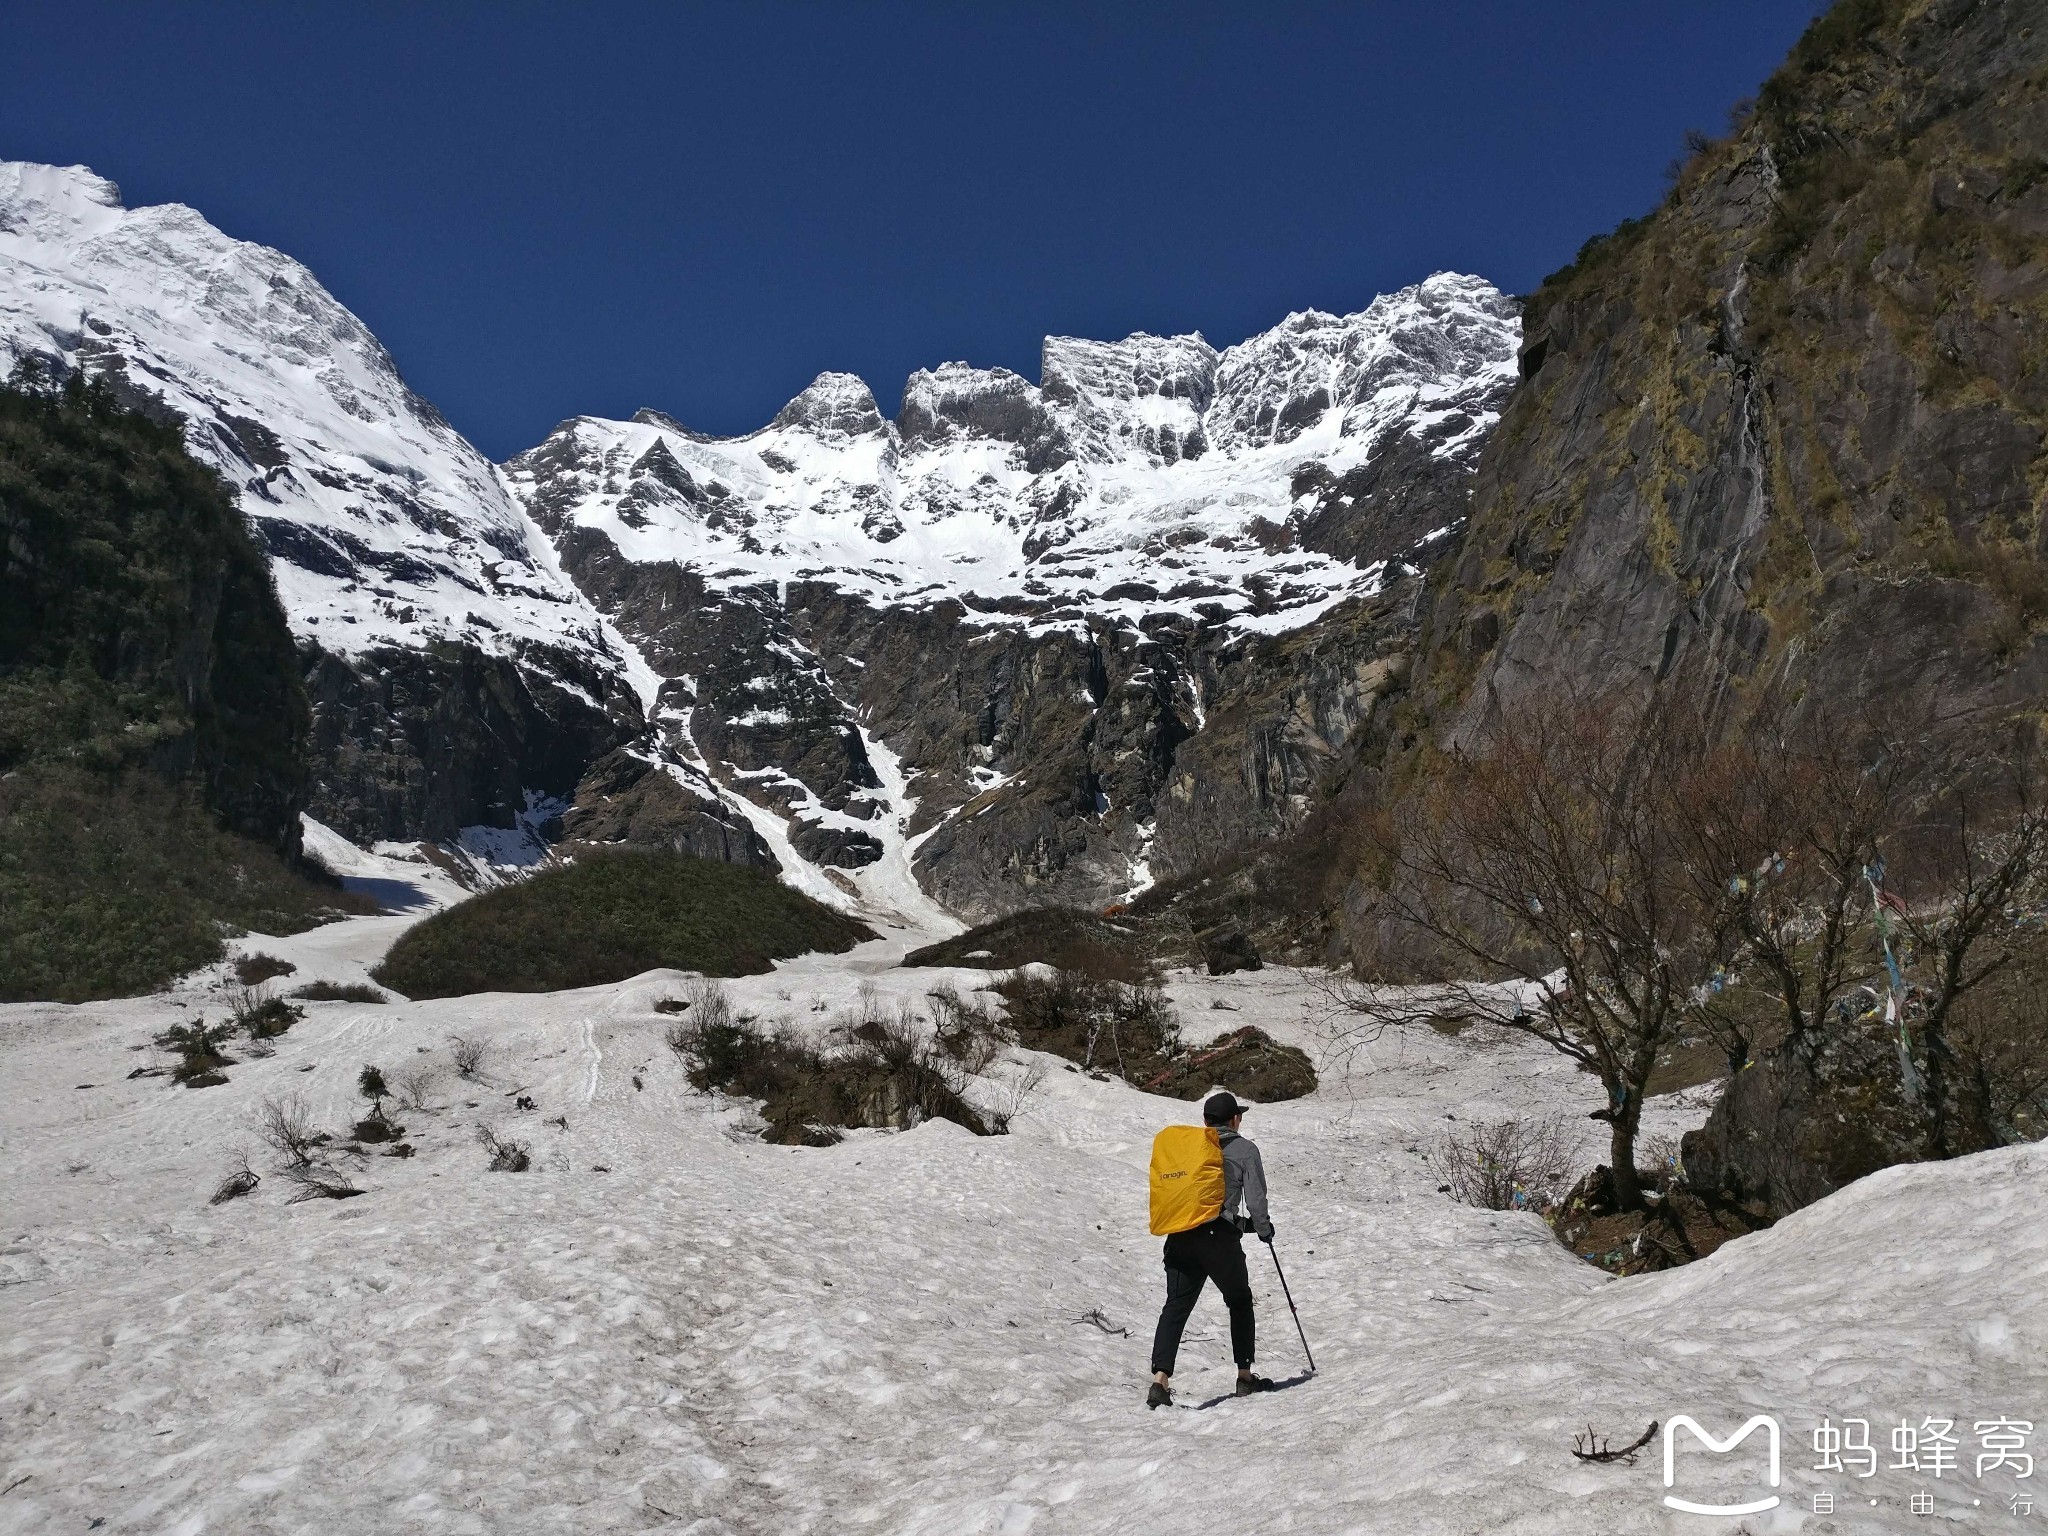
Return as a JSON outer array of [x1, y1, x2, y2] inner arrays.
[[1609, 1113, 1644, 1212], [1921, 1026, 1953, 1158]]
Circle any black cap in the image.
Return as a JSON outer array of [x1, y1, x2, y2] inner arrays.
[[1203, 1092, 1248, 1124]]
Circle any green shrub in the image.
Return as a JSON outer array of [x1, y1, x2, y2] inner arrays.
[[0, 765, 362, 1002], [236, 994, 303, 1040], [372, 849, 873, 999], [155, 1018, 239, 1087]]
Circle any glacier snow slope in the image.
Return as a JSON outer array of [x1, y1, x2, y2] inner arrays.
[[2, 897, 2039, 1536], [0, 161, 624, 681]]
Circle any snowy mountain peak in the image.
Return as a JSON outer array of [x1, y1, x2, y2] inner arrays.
[[896, 362, 1049, 454], [771, 371, 887, 438], [1040, 330, 1218, 466], [0, 163, 127, 244], [1209, 272, 1518, 456], [0, 158, 628, 683]]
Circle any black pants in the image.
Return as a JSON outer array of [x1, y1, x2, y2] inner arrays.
[[1150, 1219, 1255, 1374]]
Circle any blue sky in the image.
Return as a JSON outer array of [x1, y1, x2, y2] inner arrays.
[[4, 2, 1822, 459]]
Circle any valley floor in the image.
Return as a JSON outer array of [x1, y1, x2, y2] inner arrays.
[[1, 860, 2042, 1535]]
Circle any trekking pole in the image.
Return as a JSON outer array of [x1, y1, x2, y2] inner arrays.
[[1267, 1243, 1316, 1374]]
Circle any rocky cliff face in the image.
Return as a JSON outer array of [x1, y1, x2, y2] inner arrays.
[[1416, 0, 2048, 748], [0, 374, 311, 855], [1275, 0, 2048, 1195]]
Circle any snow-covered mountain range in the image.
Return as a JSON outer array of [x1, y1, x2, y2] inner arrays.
[[506, 273, 1516, 635], [0, 159, 1520, 918]]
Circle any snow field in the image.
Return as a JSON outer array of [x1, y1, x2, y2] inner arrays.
[[1, 914, 2042, 1535]]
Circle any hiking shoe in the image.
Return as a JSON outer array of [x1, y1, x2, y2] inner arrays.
[[1146, 1381, 1173, 1410], [1234, 1374, 1276, 1396]]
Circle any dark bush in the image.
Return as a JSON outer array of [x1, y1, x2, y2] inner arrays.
[[233, 953, 296, 986], [668, 984, 993, 1144], [351, 1112, 403, 1144], [996, 968, 1181, 1074], [372, 849, 873, 999], [903, 907, 1161, 983], [996, 968, 1316, 1102], [669, 999, 845, 1145], [841, 1005, 989, 1136], [291, 980, 387, 1003], [926, 982, 1007, 1072]]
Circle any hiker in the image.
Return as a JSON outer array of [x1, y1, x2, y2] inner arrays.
[[1147, 1091, 1275, 1407]]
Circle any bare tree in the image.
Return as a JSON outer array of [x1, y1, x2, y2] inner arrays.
[[1351, 687, 1739, 1211], [257, 1094, 323, 1168], [1948, 935, 2048, 1146], [983, 1058, 1050, 1134], [1666, 702, 1908, 1075], [449, 1036, 490, 1081], [389, 1061, 442, 1112], [1886, 732, 2048, 1153]]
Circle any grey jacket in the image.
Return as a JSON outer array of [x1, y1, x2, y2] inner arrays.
[[1218, 1129, 1273, 1239]]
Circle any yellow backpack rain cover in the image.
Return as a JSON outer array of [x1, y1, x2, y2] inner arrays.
[[1149, 1124, 1225, 1235]]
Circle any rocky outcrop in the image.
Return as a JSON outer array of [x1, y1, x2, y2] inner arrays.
[[1679, 1022, 1934, 1216], [301, 640, 641, 845], [1294, 0, 2048, 1209], [556, 747, 773, 866], [781, 583, 1419, 919]]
